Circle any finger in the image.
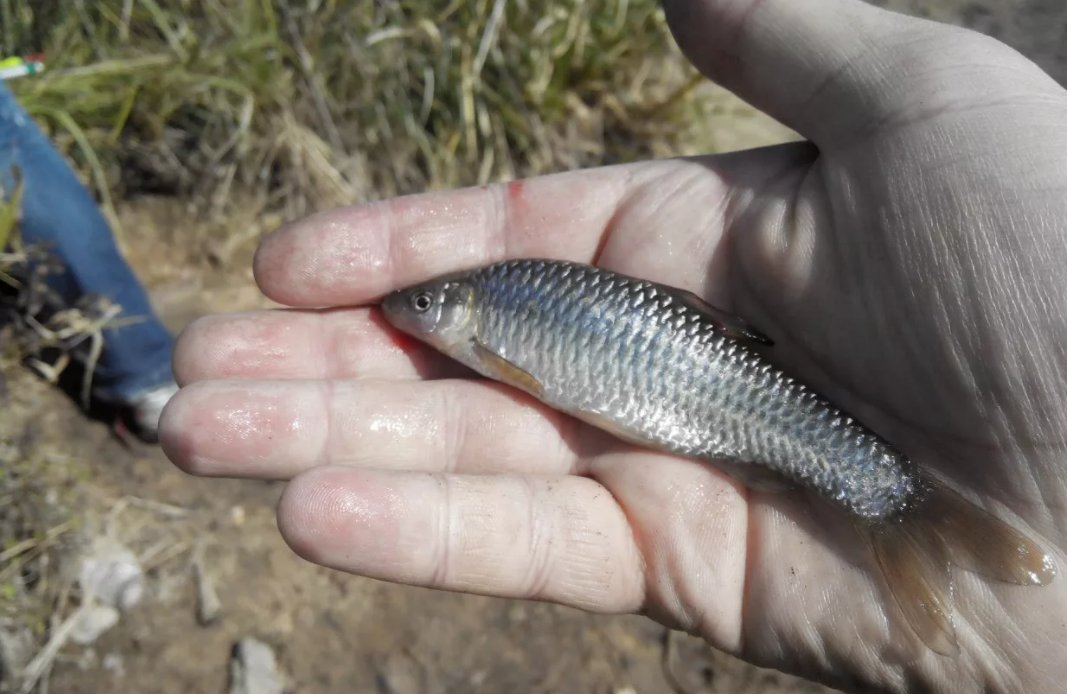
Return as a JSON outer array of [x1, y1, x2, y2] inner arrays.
[[662, 0, 1052, 146], [254, 165, 632, 307], [160, 378, 592, 480], [253, 151, 816, 312], [173, 308, 465, 385], [586, 450, 750, 649], [277, 466, 646, 613]]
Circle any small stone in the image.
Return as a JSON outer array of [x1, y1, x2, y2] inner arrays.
[[194, 551, 222, 626], [231, 506, 246, 526], [70, 605, 120, 645], [229, 638, 285, 694], [375, 652, 424, 694], [78, 539, 145, 610], [102, 652, 125, 676]]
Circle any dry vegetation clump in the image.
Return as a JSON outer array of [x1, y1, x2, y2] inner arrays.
[[0, 200, 85, 692], [0, 194, 120, 409], [1, 182, 142, 693], [2, 0, 741, 227]]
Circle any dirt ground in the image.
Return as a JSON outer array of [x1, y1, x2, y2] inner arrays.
[[8, 2, 1067, 692]]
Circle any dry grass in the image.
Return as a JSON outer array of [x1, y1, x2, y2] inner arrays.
[[0, 364, 85, 694], [2, 0, 750, 227], [0, 193, 119, 694]]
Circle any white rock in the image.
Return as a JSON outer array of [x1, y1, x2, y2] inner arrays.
[[78, 538, 144, 610], [229, 638, 285, 694], [193, 548, 222, 626], [69, 605, 120, 645]]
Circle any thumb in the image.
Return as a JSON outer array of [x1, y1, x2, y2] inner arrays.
[[663, 0, 1056, 147]]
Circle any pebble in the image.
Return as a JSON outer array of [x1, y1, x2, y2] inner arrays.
[[78, 538, 145, 611], [69, 605, 120, 645], [375, 652, 425, 694], [229, 637, 286, 694], [193, 548, 222, 626]]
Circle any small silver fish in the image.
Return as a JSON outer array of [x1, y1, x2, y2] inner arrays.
[[381, 258, 1054, 654]]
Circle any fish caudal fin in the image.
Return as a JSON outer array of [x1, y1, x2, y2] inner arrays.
[[927, 481, 1055, 586], [865, 476, 1055, 655]]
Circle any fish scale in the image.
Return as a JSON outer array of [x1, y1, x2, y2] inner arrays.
[[470, 259, 917, 519]]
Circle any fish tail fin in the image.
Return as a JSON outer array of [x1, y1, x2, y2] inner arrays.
[[863, 475, 1055, 655]]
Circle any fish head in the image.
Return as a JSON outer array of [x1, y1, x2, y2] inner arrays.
[[381, 275, 478, 354]]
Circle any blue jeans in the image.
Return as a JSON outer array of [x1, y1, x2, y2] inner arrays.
[[0, 81, 173, 401]]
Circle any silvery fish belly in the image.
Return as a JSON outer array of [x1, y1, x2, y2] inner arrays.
[[467, 259, 914, 519], [380, 258, 1054, 655]]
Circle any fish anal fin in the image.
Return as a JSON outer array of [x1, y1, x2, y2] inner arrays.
[[471, 340, 544, 399], [866, 519, 959, 656], [658, 284, 772, 346]]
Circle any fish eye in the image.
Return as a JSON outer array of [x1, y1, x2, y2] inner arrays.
[[410, 291, 434, 313]]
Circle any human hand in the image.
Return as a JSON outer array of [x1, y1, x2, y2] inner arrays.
[[159, 0, 1067, 690]]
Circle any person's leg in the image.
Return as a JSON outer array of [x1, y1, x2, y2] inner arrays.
[[0, 82, 174, 404]]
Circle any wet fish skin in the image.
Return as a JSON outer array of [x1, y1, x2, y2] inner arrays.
[[385, 258, 917, 519], [381, 258, 1054, 655]]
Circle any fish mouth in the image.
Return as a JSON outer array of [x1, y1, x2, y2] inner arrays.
[[379, 290, 408, 329]]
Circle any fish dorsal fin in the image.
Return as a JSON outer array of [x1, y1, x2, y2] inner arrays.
[[654, 283, 773, 346]]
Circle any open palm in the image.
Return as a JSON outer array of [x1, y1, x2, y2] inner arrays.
[[160, 1, 1067, 691]]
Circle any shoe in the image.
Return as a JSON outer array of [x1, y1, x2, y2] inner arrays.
[[121, 380, 179, 443]]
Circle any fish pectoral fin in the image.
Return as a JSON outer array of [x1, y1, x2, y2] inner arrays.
[[471, 340, 544, 398], [661, 285, 773, 346]]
